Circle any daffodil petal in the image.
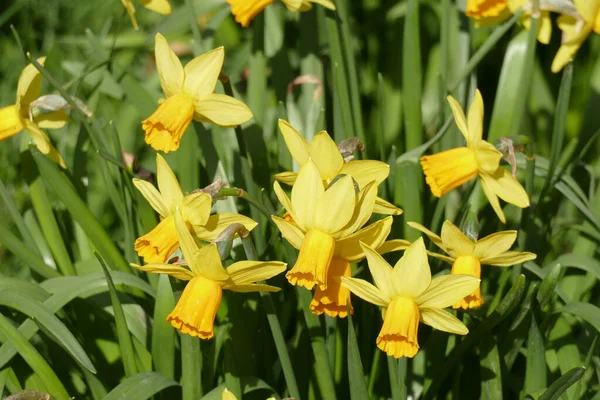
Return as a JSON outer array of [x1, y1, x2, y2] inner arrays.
[[273, 171, 298, 186], [440, 221, 474, 256], [474, 141, 502, 174], [473, 231, 517, 259], [0, 105, 25, 140], [133, 178, 170, 217], [376, 239, 411, 255], [574, 0, 600, 23], [273, 181, 303, 229], [339, 160, 390, 189], [223, 283, 282, 293], [182, 192, 212, 226], [140, 0, 172, 14], [35, 111, 69, 129], [309, 0, 336, 10], [392, 237, 431, 298], [194, 93, 253, 127], [309, 131, 344, 181], [272, 216, 304, 249], [131, 263, 195, 280], [373, 196, 403, 215], [226, 261, 287, 285], [360, 242, 397, 299], [291, 160, 324, 230], [416, 274, 481, 308], [339, 276, 390, 307], [156, 154, 184, 207], [335, 217, 393, 262], [315, 175, 356, 234], [23, 120, 66, 168], [191, 213, 258, 242], [174, 210, 203, 274], [406, 221, 447, 253], [154, 33, 184, 97], [467, 90, 484, 144], [479, 172, 506, 223], [183, 47, 224, 99], [337, 181, 377, 238], [481, 167, 529, 208], [446, 95, 469, 144], [420, 307, 468, 335], [278, 119, 310, 165], [17, 58, 45, 109], [122, 0, 139, 30], [480, 251, 537, 266]]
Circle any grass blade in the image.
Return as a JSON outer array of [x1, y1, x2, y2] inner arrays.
[[403, 0, 423, 149], [152, 275, 176, 379], [524, 315, 546, 395], [539, 367, 585, 400], [103, 371, 178, 400], [347, 306, 369, 400]]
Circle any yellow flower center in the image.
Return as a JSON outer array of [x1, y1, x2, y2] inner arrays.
[[420, 147, 479, 197], [310, 257, 353, 318], [451, 255, 483, 310], [167, 275, 223, 339], [142, 93, 195, 153], [286, 229, 335, 290], [377, 297, 420, 358], [134, 215, 179, 263], [466, 0, 508, 19], [226, 0, 276, 28]]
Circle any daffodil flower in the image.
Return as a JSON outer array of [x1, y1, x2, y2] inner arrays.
[[551, 0, 600, 73], [340, 238, 480, 358], [275, 119, 402, 216], [133, 154, 257, 263], [408, 220, 537, 309], [143, 34, 253, 153], [466, 0, 512, 26], [121, 0, 172, 30], [132, 211, 286, 338], [226, 0, 336, 28], [0, 58, 68, 168], [420, 90, 529, 223]]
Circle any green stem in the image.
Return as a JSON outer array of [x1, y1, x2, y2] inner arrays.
[[181, 334, 203, 400], [403, 0, 423, 150]]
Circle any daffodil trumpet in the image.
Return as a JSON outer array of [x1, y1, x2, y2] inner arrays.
[[226, 0, 336, 28]]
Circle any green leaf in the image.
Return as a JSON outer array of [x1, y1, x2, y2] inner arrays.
[[347, 307, 369, 400], [102, 372, 179, 400], [539, 367, 585, 400], [525, 316, 546, 394], [536, 263, 560, 308], [152, 275, 176, 380], [402, 0, 423, 149], [479, 335, 503, 400], [557, 302, 600, 333]]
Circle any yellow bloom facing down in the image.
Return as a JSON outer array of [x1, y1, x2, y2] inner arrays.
[[420, 90, 529, 223], [121, 0, 172, 30], [275, 119, 402, 216], [143, 34, 253, 153], [0, 58, 68, 168], [132, 211, 286, 338], [408, 220, 537, 309], [340, 238, 480, 358], [134, 154, 257, 263], [226, 0, 336, 28]]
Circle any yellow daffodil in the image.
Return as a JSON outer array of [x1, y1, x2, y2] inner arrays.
[[134, 154, 257, 263], [408, 220, 537, 309], [272, 160, 407, 317], [132, 211, 286, 338], [121, 0, 172, 30], [466, 0, 511, 26], [0, 58, 68, 168], [226, 0, 336, 28], [420, 90, 529, 223], [340, 238, 480, 358], [551, 0, 600, 72], [143, 34, 253, 153], [276, 119, 402, 216]]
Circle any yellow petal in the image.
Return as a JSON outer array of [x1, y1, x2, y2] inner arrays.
[[372, 196, 403, 216], [310, 257, 353, 318], [309, 0, 336, 10], [406, 221, 448, 254], [480, 167, 529, 208], [143, 93, 195, 153], [121, 0, 139, 30], [392, 237, 431, 298], [480, 250, 537, 266], [0, 105, 25, 141], [339, 276, 390, 307], [226, 0, 275, 28], [480, 172, 506, 223], [574, 0, 600, 23], [446, 95, 470, 144], [473, 230, 517, 259], [226, 260, 287, 285], [135, 216, 179, 263], [291, 160, 324, 230], [473, 140, 502, 174], [140, 0, 172, 14], [359, 242, 398, 299], [440, 221, 474, 257], [376, 239, 411, 255], [194, 93, 253, 127], [154, 33, 184, 98], [183, 47, 224, 99], [133, 178, 170, 218], [273, 181, 303, 229], [191, 213, 258, 242], [419, 307, 468, 335], [23, 120, 66, 168], [16, 58, 45, 109], [467, 90, 484, 144], [223, 283, 282, 293], [35, 111, 69, 129], [337, 181, 377, 238], [315, 175, 358, 234], [278, 119, 310, 165], [339, 160, 390, 189], [308, 131, 344, 182], [222, 388, 238, 400], [416, 274, 481, 308], [130, 263, 195, 280], [273, 171, 298, 186], [272, 216, 304, 249], [156, 154, 184, 207], [181, 192, 212, 226], [335, 217, 393, 262], [534, 11, 552, 45]]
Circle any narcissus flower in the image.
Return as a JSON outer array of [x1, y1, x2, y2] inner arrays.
[[226, 0, 336, 28], [420, 90, 529, 223], [121, 0, 172, 30], [276, 119, 402, 216], [340, 238, 480, 358], [551, 0, 600, 72], [143, 34, 253, 153], [0, 58, 68, 168], [466, 0, 511, 26], [133, 154, 256, 263], [408, 220, 537, 309], [132, 211, 285, 338]]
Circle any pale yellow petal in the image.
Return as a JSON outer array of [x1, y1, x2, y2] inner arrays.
[[181, 192, 212, 226], [574, 0, 600, 22], [272, 216, 304, 249], [339, 160, 390, 189], [133, 178, 170, 218], [420, 307, 468, 335], [406, 221, 448, 254], [226, 261, 287, 285], [291, 160, 324, 230], [174, 210, 203, 274], [473, 231, 517, 259], [35, 111, 69, 129], [480, 251, 537, 266], [223, 283, 282, 293], [440, 221, 474, 257], [16, 58, 45, 109], [392, 237, 431, 298], [315, 175, 356, 234], [191, 213, 258, 242], [131, 263, 195, 281], [183, 47, 224, 99], [122, 0, 139, 30], [446, 95, 469, 144], [23, 120, 66, 168], [360, 242, 397, 299], [0, 105, 25, 141], [416, 274, 481, 308], [309, 0, 336, 10], [194, 94, 253, 127], [473, 140, 502, 174], [336, 181, 377, 238], [222, 388, 238, 400], [334, 217, 393, 262], [339, 276, 390, 307], [273, 181, 303, 229], [156, 154, 184, 207], [273, 171, 298, 186], [309, 131, 344, 181], [480, 172, 506, 223], [480, 167, 529, 208], [140, 0, 172, 14], [376, 239, 411, 255], [278, 119, 310, 165], [154, 33, 184, 97], [467, 90, 484, 144], [372, 196, 403, 216]]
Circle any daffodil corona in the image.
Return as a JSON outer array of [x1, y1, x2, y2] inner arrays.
[[0, 59, 68, 168], [408, 220, 536, 309], [466, 0, 510, 25], [143, 34, 253, 153], [340, 239, 480, 358], [133, 154, 256, 263], [421, 90, 529, 223], [226, 0, 336, 28], [121, 0, 172, 30], [132, 211, 286, 338]]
